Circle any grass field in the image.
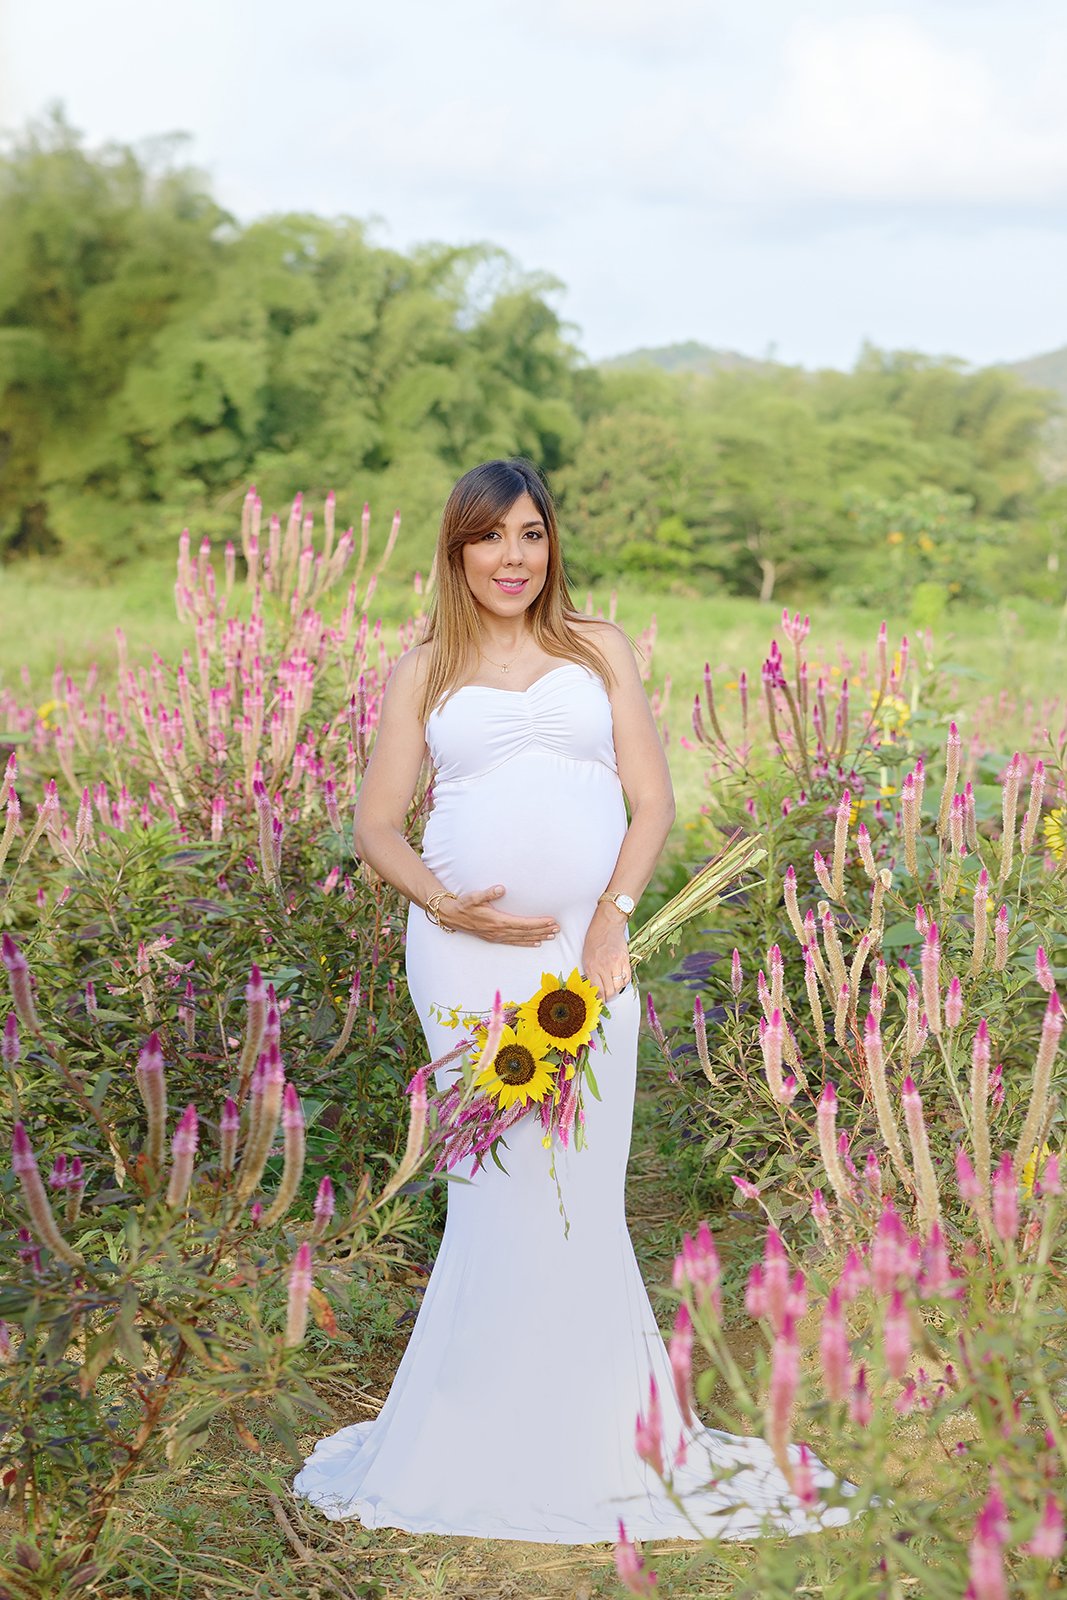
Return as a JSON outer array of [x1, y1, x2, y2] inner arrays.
[[4, 558, 1065, 836], [5, 559, 1066, 708]]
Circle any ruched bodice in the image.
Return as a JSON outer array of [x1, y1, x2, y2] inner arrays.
[[426, 663, 618, 784], [416, 664, 627, 933]]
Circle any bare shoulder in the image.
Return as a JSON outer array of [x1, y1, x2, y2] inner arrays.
[[388, 642, 431, 692], [567, 616, 641, 682]]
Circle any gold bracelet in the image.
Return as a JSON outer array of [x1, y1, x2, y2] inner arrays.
[[424, 889, 458, 931]]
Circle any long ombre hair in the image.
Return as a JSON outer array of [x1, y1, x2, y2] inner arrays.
[[417, 458, 612, 723]]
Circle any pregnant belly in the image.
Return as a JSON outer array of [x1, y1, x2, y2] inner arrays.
[[420, 756, 626, 919]]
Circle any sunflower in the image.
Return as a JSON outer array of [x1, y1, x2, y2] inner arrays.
[[518, 968, 603, 1057], [1043, 807, 1066, 862], [473, 1022, 558, 1109]]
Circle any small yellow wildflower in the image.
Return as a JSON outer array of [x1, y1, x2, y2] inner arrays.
[[35, 699, 66, 730], [1021, 1143, 1052, 1201], [886, 530, 905, 546], [870, 691, 911, 736], [918, 534, 935, 553], [1043, 808, 1066, 861]]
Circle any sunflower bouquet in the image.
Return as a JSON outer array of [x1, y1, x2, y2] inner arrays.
[[431, 968, 606, 1176]]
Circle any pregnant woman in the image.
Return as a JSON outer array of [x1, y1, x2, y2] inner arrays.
[[293, 458, 845, 1541]]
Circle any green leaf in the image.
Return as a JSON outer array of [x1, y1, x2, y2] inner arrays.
[[79, 1327, 116, 1395], [489, 1141, 511, 1175], [582, 1059, 602, 1101], [115, 1286, 145, 1369], [174, 1321, 214, 1365]]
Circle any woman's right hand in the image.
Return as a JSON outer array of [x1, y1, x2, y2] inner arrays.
[[439, 885, 559, 946]]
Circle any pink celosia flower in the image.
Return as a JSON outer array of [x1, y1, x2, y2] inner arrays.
[[813, 849, 835, 899], [673, 1220, 722, 1319], [312, 1175, 335, 1237], [732, 1175, 760, 1201], [635, 1374, 665, 1478], [645, 992, 666, 1046], [766, 1314, 799, 1475], [811, 1188, 831, 1231], [762, 1227, 791, 1333], [956, 1147, 983, 1207], [668, 1303, 695, 1427], [1, 933, 40, 1034], [882, 1290, 911, 1379], [1038, 1153, 1061, 1198], [759, 1008, 785, 1099], [1026, 1494, 1065, 1559], [968, 1483, 1010, 1600], [849, 1365, 873, 1428], [817, 1080, 851, 1205], [944, 976, 963, 1030], [938, 722, 961, 837], [993, 904, 1009, 972], [693, 996, 713, 1082], [921, 923, 941, 1035], [902, 1076, 941, 1229], [1021, 759, 1046, 854], [895, 1379, 919, 1416], [792, 1442, 818, 1507], [11, 1123, 82, 1267], [837, 1246, 870, 1301], [991, 1153, 1019, 1244], [284, 1240, 314, 1348], [820, 1287, 849, 1403], [614, 1521, 658, 1596], [219, 1097, 240, 1174], [871, 1201, 909, 1295], [1, 1013, 19, 1065], [950, 793, 966, 857], [918, 1223, 957, 1299], [745, 1263, 767, 1320], [135, 1031, 168, 1174], [1035, 946, 1055, 993], [730, 947, 743, 997], [166, 1105, 199, 1208]]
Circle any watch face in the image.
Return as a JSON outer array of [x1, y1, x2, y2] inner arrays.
[[615, 894, 636, 915]]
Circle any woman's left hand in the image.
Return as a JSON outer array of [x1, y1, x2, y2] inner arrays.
[[583, 906, 632, 1001]]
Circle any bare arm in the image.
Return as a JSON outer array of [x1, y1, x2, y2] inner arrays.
[[579, 624, 676, 999], [353, 651, 560, 947]]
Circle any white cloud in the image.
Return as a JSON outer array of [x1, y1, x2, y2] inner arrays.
[[745, 13, 1067, 205]]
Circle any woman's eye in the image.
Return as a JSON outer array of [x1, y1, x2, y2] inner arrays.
[[524, 530, 543, 540]]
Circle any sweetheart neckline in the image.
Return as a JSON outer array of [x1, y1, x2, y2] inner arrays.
[[449, 662, 590, 698]]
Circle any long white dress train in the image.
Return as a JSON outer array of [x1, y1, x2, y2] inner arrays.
[[293, 663, 849, 1542]]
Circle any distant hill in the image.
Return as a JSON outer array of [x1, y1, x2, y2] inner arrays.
[[602, 338, 1067, 405], [598, 340, 779, 377], [1000, 345, 1067, 403]]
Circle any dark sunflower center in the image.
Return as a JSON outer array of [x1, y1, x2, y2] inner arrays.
[[495, 1043, 537, 1085], [537, 989, 587, 1038]]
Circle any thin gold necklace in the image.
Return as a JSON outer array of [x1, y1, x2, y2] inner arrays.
[[480, 636, 529, 673]]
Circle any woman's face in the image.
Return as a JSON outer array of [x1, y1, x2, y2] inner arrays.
[[460, 491, 550, 622]]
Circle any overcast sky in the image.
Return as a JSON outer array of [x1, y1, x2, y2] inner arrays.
[[3, 0, 1066, 371]]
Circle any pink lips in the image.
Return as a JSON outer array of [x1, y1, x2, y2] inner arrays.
[[494, 578, 527, 593]]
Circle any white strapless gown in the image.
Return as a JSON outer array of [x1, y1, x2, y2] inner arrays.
[[293, 663, 848, 1542]]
